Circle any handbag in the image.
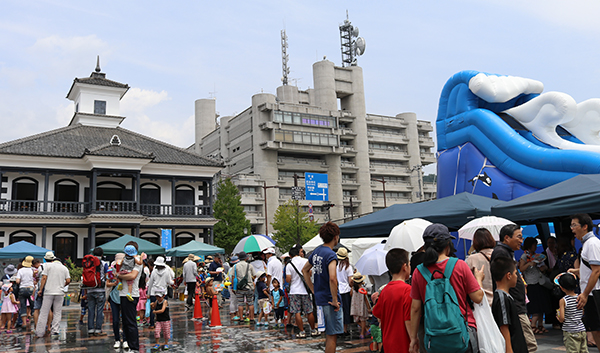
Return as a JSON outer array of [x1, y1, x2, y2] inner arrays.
[[473, 298, 505, 353], [109, 286, 120, 304], [145, 298, 151, 318]]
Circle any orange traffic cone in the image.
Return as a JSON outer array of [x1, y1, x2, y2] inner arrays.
[[209, 295, 221, 327], [193, 293, 203, 320]]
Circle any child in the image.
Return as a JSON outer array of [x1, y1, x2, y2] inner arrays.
[[350, 272, 370, 339], [372, 249, 412, 353], [491, 257, 527, 353], [151, 288, 170, 350], [203, 277, 216, 322], [255, 272, 271, 326], [79, 286, 87, 325], [557, 273, 588, 353], [270, 278, 285, 328], [0, 283, 20, 333], [117, 245, 145, 301], [137, 275, 148, 327]]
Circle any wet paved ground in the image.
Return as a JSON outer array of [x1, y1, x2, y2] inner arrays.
[[0, 300, 573, 352]]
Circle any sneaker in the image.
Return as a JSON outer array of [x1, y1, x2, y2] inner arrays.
[[297, 331, 307, 338], [164, 345, 169, 350], [255, 322, 261, 327], [117, 283, 123, 291], [51, 333, 59, 340], [96, 331, 107, 336], [262, 322, 269, 326], [126, 293, 134, 302], [113, 341, 121, 349], [244, 318, 250, 323], [232, 316, 240, 321], [153, 344, 160, 349], [123, 341, 130, 350], [78, 320, 84, 325], [311, 329, 320, 337]]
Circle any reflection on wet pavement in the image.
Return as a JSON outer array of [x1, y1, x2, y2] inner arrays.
[[0, 301, 373, 352]]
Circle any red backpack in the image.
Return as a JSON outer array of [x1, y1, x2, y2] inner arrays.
[[82, 254, 103, 288]]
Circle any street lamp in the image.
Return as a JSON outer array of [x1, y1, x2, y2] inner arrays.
[[262, 181, 279, 235], [409, 165, 423, 201], [371, 176, 387, 208]]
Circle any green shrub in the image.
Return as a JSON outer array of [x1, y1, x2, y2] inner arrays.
[[65, 257, 82, 282]]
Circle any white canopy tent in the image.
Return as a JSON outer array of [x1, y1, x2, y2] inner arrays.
[[302, 235, 360, 264]]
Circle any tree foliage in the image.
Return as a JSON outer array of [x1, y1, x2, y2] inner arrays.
[[272, 199, 320, 253], [213, 178, 251, 254]]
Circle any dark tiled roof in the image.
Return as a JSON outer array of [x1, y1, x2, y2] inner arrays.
[[66, 72, 129, 99], [0, 124, 223, 167], [85, 144, 154, 159]]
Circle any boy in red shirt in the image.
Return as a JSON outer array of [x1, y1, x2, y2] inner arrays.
[[372, 248, 412, 353]]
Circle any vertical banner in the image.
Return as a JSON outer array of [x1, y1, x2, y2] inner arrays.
[[161, 229, 172, 250]]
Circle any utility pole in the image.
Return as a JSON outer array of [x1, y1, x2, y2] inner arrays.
[[371, 176, 387, 208], [262, 181, 279, 235]]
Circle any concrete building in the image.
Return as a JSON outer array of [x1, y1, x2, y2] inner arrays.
[[0, 63, 222, 262], [194, 60, 435, 234]]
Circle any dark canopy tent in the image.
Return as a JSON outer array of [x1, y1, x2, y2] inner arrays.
[[97, 234, 166, 255], [491, 174, 600, 223], [0, 241, 51, 259], [339, 192, 504, 238]]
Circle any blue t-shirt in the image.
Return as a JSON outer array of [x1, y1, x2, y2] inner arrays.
[[256, 281, 268, 299], [208, 262, 223, 281], [309, 245, 341, 306], [271, 288, 285, 308]]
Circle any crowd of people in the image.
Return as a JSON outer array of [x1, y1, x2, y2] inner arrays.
[[3, 214, 600, 353]]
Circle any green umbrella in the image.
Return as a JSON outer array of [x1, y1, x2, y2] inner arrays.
[[97, 234, 165, 255]]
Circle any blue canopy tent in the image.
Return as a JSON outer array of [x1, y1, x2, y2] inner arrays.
[[0, 241, 51, 259], [165, 241, 225, 258]]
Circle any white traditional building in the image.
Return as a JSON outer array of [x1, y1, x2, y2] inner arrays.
[[0, 61, 222, 262]]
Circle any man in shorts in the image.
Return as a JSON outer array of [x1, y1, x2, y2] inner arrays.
[[571, 213, 600, 352], [303, 222, 343, 353], [233, 252, 257, 322], [285, 246, 317, 337]]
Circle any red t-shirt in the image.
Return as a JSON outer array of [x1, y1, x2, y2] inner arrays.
[[372, 280, 412, 353], [410, 258, 480, 328]]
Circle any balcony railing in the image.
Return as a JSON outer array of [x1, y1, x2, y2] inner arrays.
[[0, 200, 211, 217], [140, 204, 211, 216]]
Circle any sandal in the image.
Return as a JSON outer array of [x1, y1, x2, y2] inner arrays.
[[297, 331, 307, 338], [531, 327, 540, 334], [537, 326, 548, 333]]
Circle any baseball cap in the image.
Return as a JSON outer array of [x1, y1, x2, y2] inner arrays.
[[422, 223, 456, 243]]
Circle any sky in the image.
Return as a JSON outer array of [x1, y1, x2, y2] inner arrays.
[[2, 1, 600, 175]]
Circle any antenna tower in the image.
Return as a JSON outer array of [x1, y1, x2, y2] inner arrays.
[[281, 29, 290, 85], [339, 11, 366, 67]]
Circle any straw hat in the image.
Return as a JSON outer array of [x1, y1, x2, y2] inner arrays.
[[352, 271, 365, 283], [336, 248, 348, 260], [22, 256, 33, 268]]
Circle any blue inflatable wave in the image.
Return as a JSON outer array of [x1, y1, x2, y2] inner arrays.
[[437, 70, 600, 200]]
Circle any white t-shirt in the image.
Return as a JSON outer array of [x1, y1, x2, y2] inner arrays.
[[580, 232, 600, 295], [42, 261, 70, 296], [285, 256, 308, 295], [336, 264, 353, 294], [250, 260, 267, 284], [267, 256, 283, 291], [119, 263, 143, 298], [16, 267, 35, 288]]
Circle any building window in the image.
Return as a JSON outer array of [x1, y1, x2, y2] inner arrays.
[[140, 231, 160, 245], [11, 177, 39, 212], [53, 231, 77, 262], [94, 100, 107, 115], [175, 185, 194, 215], [9, 230, 35, 245]]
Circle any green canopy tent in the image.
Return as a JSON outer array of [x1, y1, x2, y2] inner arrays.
[[165, 240, 225, 258], [97, 234, 166, 255]]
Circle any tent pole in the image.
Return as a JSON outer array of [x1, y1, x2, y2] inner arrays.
[[463, 238, 467, 259]]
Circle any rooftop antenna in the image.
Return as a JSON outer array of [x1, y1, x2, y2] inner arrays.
[[281, 29, 290, 85], [208, 83, 217, 99], [95, 55, 101, 72], [339, 11, 366, 67]]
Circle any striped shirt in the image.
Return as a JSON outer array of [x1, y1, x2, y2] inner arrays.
[[562, 295, 585, 333]]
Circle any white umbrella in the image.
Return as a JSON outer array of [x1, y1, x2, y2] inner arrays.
[[385, 218, 432, 253], [354, 248, 388, 276], [458, 216, 515, 241]]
